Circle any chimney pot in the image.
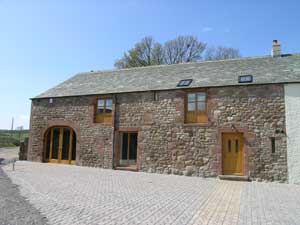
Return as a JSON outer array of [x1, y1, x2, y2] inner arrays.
[[271, 40, 281, 57]]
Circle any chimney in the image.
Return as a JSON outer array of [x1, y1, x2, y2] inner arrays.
[[271, 40, 281, 57]]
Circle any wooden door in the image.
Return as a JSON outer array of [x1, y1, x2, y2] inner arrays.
[[118, 132, 138, 167], [46, 127, 76, 164], [222, 133, 244, 175]]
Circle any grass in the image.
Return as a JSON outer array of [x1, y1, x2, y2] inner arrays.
[[0, 130, 29, 148]]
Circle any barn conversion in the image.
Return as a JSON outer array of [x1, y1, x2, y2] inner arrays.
[[28, 41, 300, 183]]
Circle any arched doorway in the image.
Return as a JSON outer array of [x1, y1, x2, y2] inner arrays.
[[44, 126, 76, 164]]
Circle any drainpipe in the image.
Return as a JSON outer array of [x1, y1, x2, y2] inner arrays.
[[112, 95, 118, 169]]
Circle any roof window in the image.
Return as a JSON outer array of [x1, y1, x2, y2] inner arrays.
[[238, 75, 253, 83], [177, 79, 193, 87]]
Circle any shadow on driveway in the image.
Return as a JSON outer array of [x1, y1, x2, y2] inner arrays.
[[0, 167, 48, 225]]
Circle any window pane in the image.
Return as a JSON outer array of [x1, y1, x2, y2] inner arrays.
[[121, 133, 128, 160], [178, 79, 192, 87], [62, 128, 70, 160], [97, 100, 104, 113], [235, 139, 239, 153], [45, 131, 51, 160], [52, 128, 60, 159], [188, 93, 196, 102], [106, 99, 112, 107], [197, 101, 206, 111], [105, 107, 112, 113], [182, 80, 189, 86], [129, 133, 138, 161], [179, 80, 185, 86], [98, 99, 104, 107], [105, 99, 112, 113], [197, 92, 206, 102], [188, 102, 195, 111], [180, 80, 186, 86], [72, 133, 76, 160]]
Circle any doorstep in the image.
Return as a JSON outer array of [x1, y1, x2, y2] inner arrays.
[[218, 175, 251, 182], [115, 166, 138, 172]]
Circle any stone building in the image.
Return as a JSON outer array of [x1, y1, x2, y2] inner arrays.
[[28, 41, 300, 183]]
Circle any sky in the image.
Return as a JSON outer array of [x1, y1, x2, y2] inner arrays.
[[0, 0, 299, 129]]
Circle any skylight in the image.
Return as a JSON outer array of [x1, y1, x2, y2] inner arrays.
[[238, 75, 253, 83], [177, 79, 193, 87]]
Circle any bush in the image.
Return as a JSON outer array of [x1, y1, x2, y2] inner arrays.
[[0, 143, 16, 148], [0, 136, 20, 147]]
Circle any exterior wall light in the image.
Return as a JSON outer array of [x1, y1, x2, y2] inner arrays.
[[231, 124, 236, 131]]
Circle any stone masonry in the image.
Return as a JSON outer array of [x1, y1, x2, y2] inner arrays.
[[28, 96, 114, 168], [28, 84, 288, 182]]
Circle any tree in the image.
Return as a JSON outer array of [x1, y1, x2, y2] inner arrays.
[[114, 37, 164, 69], [115, 36, 241, 69], [115, 35, 207, 69], [204, 46, 241, 61], [163, 36, 206, 64]]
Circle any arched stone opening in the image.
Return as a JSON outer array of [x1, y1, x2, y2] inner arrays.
[[44, 126, 77, 164]]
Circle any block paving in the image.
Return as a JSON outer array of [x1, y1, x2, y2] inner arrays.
[[3, 161, 300, 225]]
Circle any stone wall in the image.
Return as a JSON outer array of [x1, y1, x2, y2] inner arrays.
[[28, 96, 114, 168], [19, 137, 29, 160], [29, 84, 288, 182], [115, 85, 287, 182], [285, 83, 300, 184]]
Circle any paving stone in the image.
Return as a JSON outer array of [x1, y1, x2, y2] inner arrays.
[[0, 166, 48, 225], [3, 161, 300, 225]]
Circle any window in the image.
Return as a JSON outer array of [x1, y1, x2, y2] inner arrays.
[[118, 132, 138, 167], [235, 139, 239, 153], [95, 98, 113, 123], [45, 126, 76, 164], [271, 137, 276, 153], [238, 75, 253, 83], [185, 92, 208, 123], [177, 79, 193, 87]]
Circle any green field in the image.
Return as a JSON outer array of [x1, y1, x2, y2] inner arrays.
[[0, 130, 29, 148]]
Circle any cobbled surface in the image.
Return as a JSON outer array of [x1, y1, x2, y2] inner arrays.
[[3, 161, 300, 225], [0, 168, 48, 225]]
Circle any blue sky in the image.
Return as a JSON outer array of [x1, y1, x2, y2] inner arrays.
[[0, 0, 299, 129]]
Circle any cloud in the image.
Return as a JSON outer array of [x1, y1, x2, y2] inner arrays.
[[202, 27, 213, 32]]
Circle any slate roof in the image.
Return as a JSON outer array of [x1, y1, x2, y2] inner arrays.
[[34, 54, 300, 99]]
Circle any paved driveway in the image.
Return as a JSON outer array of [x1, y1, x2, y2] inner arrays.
[[0, 148, 48, 225], [3, 161, 300, 225]]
